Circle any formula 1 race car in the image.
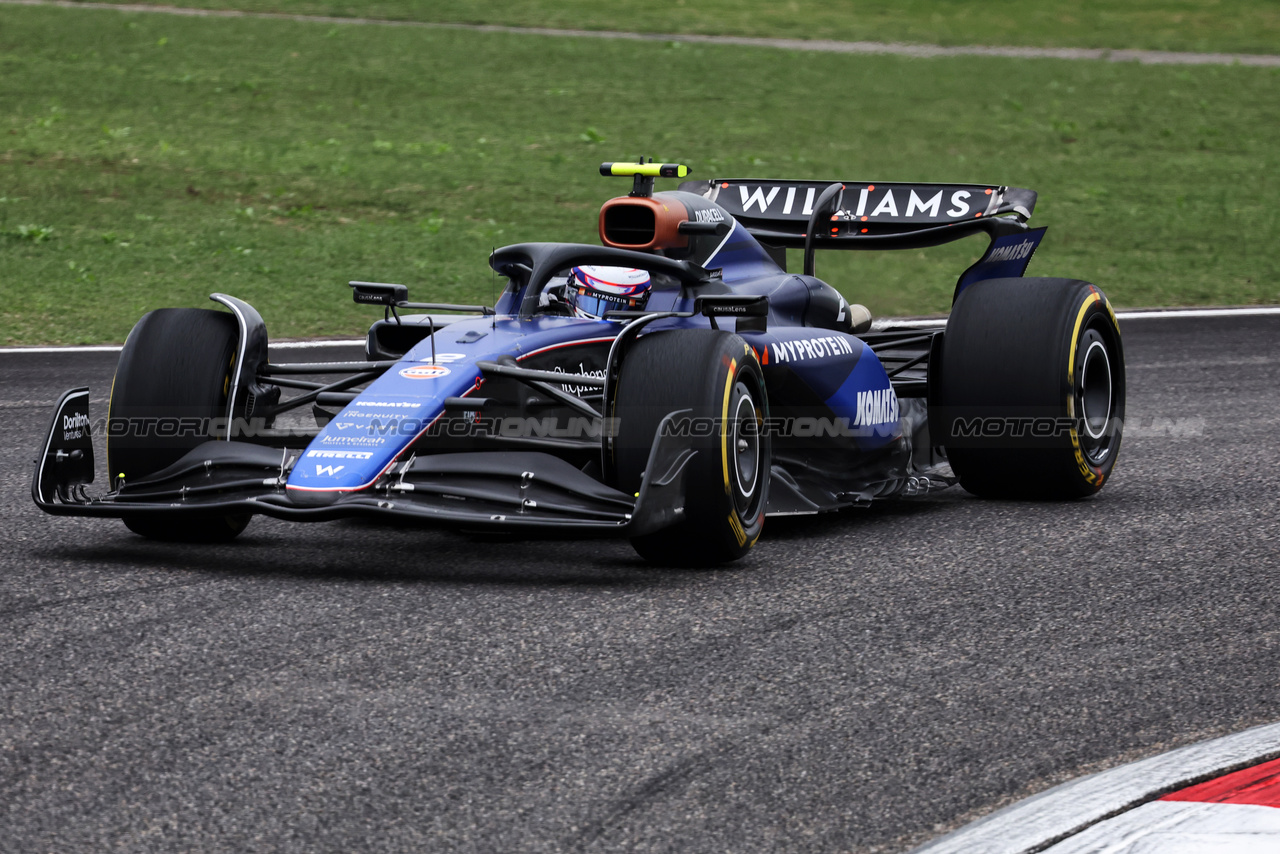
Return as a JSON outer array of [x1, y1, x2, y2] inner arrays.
[[34, 161, 1125, 565]]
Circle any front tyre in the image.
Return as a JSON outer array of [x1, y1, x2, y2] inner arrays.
[[122, 514, 251, 543], [933, 278, 1125, 499], [109, 307, 252, 541], [613, 330, 770, 566]]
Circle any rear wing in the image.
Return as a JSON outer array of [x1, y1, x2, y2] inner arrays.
[[678, 179, 1036, 251]]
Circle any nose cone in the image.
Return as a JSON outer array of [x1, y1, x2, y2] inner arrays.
[[285, 486, 342, 507]]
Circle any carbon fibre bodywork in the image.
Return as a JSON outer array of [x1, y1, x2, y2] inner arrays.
[[33, 171, 1043, 534]]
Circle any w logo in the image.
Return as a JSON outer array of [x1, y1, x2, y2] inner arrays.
[[315, 464, 345, 476], [739, 185, 780, 213]]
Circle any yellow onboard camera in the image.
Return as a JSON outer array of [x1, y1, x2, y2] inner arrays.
[[600, 160, 689, 197]]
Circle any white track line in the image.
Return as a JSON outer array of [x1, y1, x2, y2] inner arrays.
[[3, 0, 1279, 67], [911, 720, 1280, 854], [4, 306, 1278, 355], [1117, 306, 1280, 320], [0, 339, 364, 355], [880, 305, 1280, 329], [267, 339, 365, 349], [0, 345, 128, 354]]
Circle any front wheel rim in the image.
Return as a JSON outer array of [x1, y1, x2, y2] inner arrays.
[[731, 384, 760, 499]]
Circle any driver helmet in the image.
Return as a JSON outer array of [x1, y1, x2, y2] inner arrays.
[[565, 266, 652, 319]]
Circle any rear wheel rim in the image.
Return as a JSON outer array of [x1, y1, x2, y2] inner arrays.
[[1080, 340, 1112, 440], [1075, 325, 1119, 465]]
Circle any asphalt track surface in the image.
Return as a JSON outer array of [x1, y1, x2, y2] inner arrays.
[[3, 315, 1279, 853]]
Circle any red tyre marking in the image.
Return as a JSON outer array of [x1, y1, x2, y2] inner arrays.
[[1162, 756, 1280, 808]]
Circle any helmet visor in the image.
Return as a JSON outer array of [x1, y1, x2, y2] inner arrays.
[[570, 287, 646, 319], [567, 266, 652, 319]]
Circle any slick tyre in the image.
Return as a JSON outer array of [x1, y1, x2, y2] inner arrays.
[[109, 307, 251, 542], [120, 513, 251, 543], [612, 329, 770, 566], [933, 278, 1124, 499]]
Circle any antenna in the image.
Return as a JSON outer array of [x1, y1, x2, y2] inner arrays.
[[634, 155, 652, 197]]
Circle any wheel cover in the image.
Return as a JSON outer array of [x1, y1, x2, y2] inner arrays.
[[1075, 325, 1119, 465], [726, 375, 768, 523], [731, 384, 760, 498], [1080, 340, 1112, 440]]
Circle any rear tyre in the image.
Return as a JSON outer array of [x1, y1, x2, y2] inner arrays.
[[109, 308, 252, 541], [612, 329, 770, 566], [933, 278, 1124, 499]]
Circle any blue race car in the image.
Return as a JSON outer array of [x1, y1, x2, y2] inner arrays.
[[34, 161, 1125, 565]]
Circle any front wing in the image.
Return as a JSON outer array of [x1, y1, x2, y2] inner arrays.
[[33, 388, 695, 537]]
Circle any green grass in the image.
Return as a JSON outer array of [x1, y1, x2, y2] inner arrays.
[[69, 0, 1280, 55], [1, 4, 1277, 344]]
